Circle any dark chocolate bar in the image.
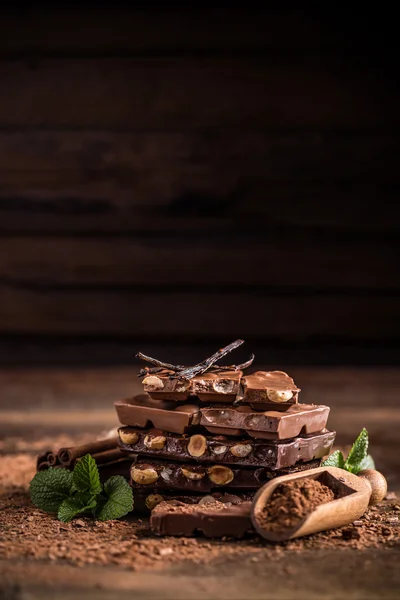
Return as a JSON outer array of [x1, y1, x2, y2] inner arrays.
[[133, 490, 253, 514], [242, 371, 300, 409], [130, 457, 321, 492], [150, 500, 253, 538], [115, 394, 201, 434], [119, 427, 335, 469], [143, 370, 242, 402], [200, 404, 330, 439]]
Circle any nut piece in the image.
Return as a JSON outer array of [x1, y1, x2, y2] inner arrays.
[[181, 467, 205, 480], [358, 469, 387, 505], [213, 380, 236, 394], [210, 445, 227, 455], [207, 465, 234, 486], [187, 434, 207, 457], [160, 467, 173, 482], [144, 434, 166, 450], [142, 375, 164, 389], [131, 466, 159, 485], [145, 494, 164, 510], [198, 495, 218, 506], [119, 429, 139, 445], [230, 443, 252, 458], [266, 389, 293, 403]]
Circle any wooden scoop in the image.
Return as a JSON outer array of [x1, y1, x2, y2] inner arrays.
[[251, 466, 387, 542]]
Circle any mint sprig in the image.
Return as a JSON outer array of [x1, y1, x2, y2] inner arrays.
[[30, 454, 133, 522], [29, 468, 73, 513], [322, 427, 375, 474], [72, 454, 102, 495]]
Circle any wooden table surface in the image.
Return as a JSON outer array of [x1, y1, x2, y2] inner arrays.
[[1, 366, 399, 599]]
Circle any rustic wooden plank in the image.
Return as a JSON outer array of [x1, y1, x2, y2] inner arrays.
[[0, 10, 347, 54], [1, 184, 399, 233], [0, 236, 399, 288], [0, 287, 398, 338], [1, 338, 398, 367], [0, 59, 398, 128], [0, 130, 398, 178]]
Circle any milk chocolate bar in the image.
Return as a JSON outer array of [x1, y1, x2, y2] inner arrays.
[[150, 500, 253, 538], [143, 370, 242, 402], [119, 427, 335, 469], [201, 404, 330, 440], [242, 371, 300, 409], [115, 394, 201, 434], [130, 457, 321, 492], [133, 490, 253, 514]]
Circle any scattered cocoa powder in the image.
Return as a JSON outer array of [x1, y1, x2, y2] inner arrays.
[[257, 478, 335, 532], [0, 444, 399, 573]]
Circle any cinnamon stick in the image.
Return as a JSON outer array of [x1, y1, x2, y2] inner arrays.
[[36, 451, 58, 471], [58, 436, 119, 467]]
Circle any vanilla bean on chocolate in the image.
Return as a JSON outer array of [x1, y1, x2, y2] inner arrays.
[[150, 500, 253, 538], [137, 355, 254, 379], [137, 339, 253, 385], [130, 457, 321, 492], [201, 403, 330, 440], [119, 427, 335, 469]]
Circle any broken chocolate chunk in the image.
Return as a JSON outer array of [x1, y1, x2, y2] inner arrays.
[[242, 371, 300, 409], [130, 457, 321, 492], [143, 370, 242, 402], [200, 404, 330, 440], [114, 394, 201, 434], [118, 427, 335, 469], [150, 500, 253, 538]]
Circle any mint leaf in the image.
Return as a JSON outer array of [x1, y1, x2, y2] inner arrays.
[[72, 454, 102, 495], [355, 454, 375, 473], [58, 494, 97, 523], [95, 476, 133, 521], [30, 468, 73, 513], [322, 449, 345, 468], [344, 428, 368, 470]]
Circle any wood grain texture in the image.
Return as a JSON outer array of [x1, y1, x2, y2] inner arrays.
[[0, 10, 344, 54], [0, 59, 398, 129], [0, 9, 398, 352], [0, 287, 398, 338], [1, 185, 399, 234], [0, 130, 398, 178], [0, 236, 399, 288]]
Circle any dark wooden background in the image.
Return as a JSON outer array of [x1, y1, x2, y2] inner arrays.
[[0, 7, 399, 366]]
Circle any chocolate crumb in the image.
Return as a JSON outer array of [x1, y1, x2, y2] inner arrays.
[[342, 527, 361, 540], [257, 478, 335, 532]]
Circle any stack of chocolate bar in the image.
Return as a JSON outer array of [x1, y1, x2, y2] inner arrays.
[[115, 343, 335, 513]]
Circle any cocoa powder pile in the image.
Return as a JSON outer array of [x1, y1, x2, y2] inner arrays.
[[258, 478, 335, 532]]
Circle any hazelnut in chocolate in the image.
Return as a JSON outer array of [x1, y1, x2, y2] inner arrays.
[[242, 370, 300, 409], [130, 457, 322, 492], [119, 426, 336, 469], [143, 370, 242, 403]]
